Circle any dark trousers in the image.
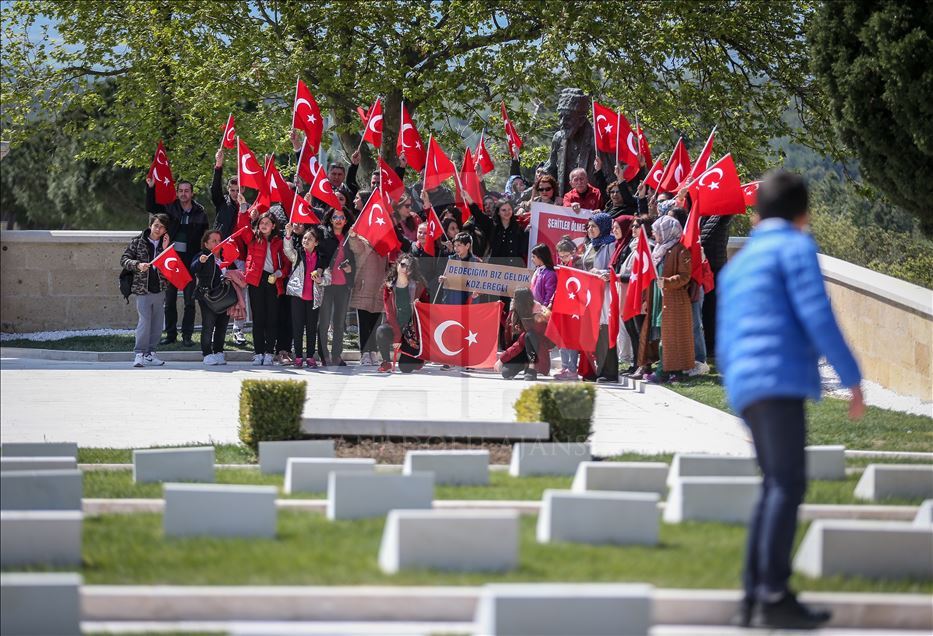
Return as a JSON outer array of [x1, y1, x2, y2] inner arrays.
[[248, 277, 279, 355], [592, 324, 619, 381], [291, 297, 320, 359], [623, 315, 644, 368], [318, 284, 350, 363], [375, 324, 423, 373], [164, 255, 195, 338], [742, 398, 807, 602], [275, 292, 292, 353], [702, 279, 719, 357], [197, 300, 229, 356], [357, 309, 383, 354], [500, 331, 540, 379]]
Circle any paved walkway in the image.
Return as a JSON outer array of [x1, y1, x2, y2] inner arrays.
[[0, 353, 753, 457]]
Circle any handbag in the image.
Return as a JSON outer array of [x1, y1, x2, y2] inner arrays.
[[199, 280, 238, 313]]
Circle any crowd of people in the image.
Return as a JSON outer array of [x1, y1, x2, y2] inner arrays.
[[122, 131, 733, 383]]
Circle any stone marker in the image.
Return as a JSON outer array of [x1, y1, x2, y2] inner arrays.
[[473, 583, 653, 636], [853, 464, 933, 501], [537, 489, 659, 546], [258, 440, 335, 475], [509, 442, 591, 477], [666, 453, 758, 487], [0, 470, 82, 511], [0, 442, 78, 458], [133, 446, 214, 484], [0, 572, 82, 636], [571, 461, 668, 496], [0, 457, 77, 472], [163, 483, 276, 538], [663, 476, 761, 524], [327, 472, 433, 520], [914, 499, 933, 527], [793, 520, 933, 580], [284, 458, 375, 494], [805, 445, 846, 481], [379, 510, 519, 574], [0, 511, 82, 567], [403, 450, 490, 486]]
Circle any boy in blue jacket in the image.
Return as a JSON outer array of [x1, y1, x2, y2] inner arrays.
[[718, 170, 864, 629]]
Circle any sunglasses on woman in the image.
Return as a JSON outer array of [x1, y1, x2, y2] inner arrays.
[[539, 186, 553, 192]]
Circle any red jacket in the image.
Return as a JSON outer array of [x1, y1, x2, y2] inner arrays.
[[237, 231, 290, 295], [383, 282, 429, 342], [562, 184, 603, 211]]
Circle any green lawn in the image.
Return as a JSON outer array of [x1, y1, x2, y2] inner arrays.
[[21, 511, 918, 593]]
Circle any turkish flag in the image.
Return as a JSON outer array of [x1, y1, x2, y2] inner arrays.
[[592, 101, 618, 154], [353, 189, 400, 257], [638, 126, 653, 169], [657, 138, 691, 193], [475, 132, 495, 177], [264, 156, 295, 213], [681, 209, 703, 284], [545, 307, 599, 352], [395, 102, 426, 172], [643, 159, 665, 191], [289, 193, 322, 225], [237, 138, 268, 198], [422, 206, 444, 256], [147, 140, 176, 205], [219, 114, 236, 150], [742, 181, 761, 207], [551, 266, 605, 319], [378, 157, 405, 202], [361, 98, 383, 148], [622, 229, 657, 321], [607, 268, 620, 349], [501, 102, 523, 158], [211, 225, 250, 263], [308, 161, 343, 210], [295, 138, 320, 187], [415, 300, 502, 368], [423, 135, 457, 191], [293, 79, 323, 154], [688, 153, 746, 217], [151, 244, 193, 289], [454, 147, 481, 224], [682, 128, 716, 187]]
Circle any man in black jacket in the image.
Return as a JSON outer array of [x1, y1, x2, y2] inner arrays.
[[210, 147, 249, 346], [145, 178, 209, 346]]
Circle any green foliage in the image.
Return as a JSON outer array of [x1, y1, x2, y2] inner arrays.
[[514, 383, 596, 443], [809, 0, 933, 235], [237, 379, 306, 451]]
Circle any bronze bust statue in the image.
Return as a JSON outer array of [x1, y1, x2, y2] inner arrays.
[[544, 88, 614, 197]]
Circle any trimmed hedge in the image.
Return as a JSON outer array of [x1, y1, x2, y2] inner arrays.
[[238, 379, 306, 451], [514, 383, 596, 443]]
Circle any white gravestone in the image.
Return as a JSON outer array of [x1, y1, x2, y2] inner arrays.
[[163, 483, 277, 538], [571, 461, 668, 496], [0, 457, 77, 472], [258, 440, 336, 474], [663, 477, 761, 524], [853, 464, 933, 501], [537, 489, 660, 546], [0, 470, 82, 511], [509, 442, 591, 477], [326, 472, 434, 520], [403, 450, 490, 486], [133, 446, 215, 484], [666, 453, 758, 487], [0, 442, 78, 458], [0, 573, 82, 636], [284, 458, 375, 494], [0, 511, 82, 567], [805, 445, 846, 481]]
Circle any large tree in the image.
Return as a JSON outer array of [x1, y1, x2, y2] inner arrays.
[[810, 0, 933, 235], [2, 0, 825, 209]]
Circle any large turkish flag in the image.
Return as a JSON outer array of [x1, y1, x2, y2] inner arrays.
[[414, 300, 501, 368]]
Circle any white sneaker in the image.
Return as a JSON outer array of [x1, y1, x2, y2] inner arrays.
[[133, 353, 145, 368], [263, 353, 275, 366], [687, 361, 710, 377], [365, 352, 377, 366], [204, 354, 221, 366], [232, 328, 247, 346], [252, 354, 264, 366], [216, 352, 226, 365], [358, 352, 369, 365], [144, 353, 165, 366]]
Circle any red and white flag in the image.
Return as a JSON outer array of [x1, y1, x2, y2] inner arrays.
[[147, 140, 176, 205], [295, 138, 320, 186], [545, 310, 599, 353], [219, 114, 236, 150], [237, 138, 268, 198], [551, 266, 605, 319], [292, 79, 323, 154], [352, 189, 400, 257], [501, 101, 523, 158], [422, 206, 444, 256], [423, 135, 457, 191], [592, 101, 618, 154], [622, 228, 657, 321], [308, 161, 344, 211], [638, 126, 653, 169], [474, 132, 495, 177], [211, 225, 251, 263], [378, 157, 406, 202], [289, 193, 322, 225], [415, 300, 502, 368], [688, 153, 746, 217], [615, 111, 639, 178], [643, 159, 665, 191], [741, 180, 761, 207], [151, 244, 192, 289], [657, 138, 691, 193], [681, 209, 703, 284], [454, 147, 481, 224], [264, 156, 295, 213], [361, 97, 383, 148], [682, 128, 716, 187], [395, 102, 426, 172]]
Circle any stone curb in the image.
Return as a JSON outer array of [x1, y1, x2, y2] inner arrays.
[[78, 463, 514, 473], [79, 586, 933, 629], [0, 346, 361, 363]]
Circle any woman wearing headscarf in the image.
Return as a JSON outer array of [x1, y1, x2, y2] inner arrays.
[[580, 212, 618, 382], [619, 216, 654, 376], [638, 215, 695, 381], [609, 215, 635, 363]]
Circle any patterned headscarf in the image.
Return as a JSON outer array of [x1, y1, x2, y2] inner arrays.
[[589, 212, 615, 249], [651, 215, 683, 267]]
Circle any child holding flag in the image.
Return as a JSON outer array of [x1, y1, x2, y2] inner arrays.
[[120, 214, 170, 367]]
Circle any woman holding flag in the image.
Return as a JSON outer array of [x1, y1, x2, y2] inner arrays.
[[580, 212, 619, 383], [121, 213, 170, 368]]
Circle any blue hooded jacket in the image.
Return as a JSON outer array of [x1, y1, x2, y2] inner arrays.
[[716, 219, 861, 414]]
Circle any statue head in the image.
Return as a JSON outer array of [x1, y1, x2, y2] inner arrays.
[[557, 88, 589, 133]]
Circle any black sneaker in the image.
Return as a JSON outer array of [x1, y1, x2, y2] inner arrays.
[[730, 598, 755, 628], [751, 592, 831, 630], [158, 335, 176, 346], [182, 336, 194, 347], [524, 369, 538, 381]]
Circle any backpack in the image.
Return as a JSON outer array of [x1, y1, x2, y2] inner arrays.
[[119, 268, 134, 304]]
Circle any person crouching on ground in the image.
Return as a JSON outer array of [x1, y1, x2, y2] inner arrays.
[[121, 213, 170, 368], [496, 288, 551, 380], [375, 253, 429, 374], [191, 230, 230, 366]]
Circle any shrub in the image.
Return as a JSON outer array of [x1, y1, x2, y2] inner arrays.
[[514, 383, 596, 443], [238, 379, 307, 451]]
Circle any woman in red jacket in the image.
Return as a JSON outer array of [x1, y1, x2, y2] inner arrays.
[[238, 211, 289, 365], [375, 253, 429, 374]]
